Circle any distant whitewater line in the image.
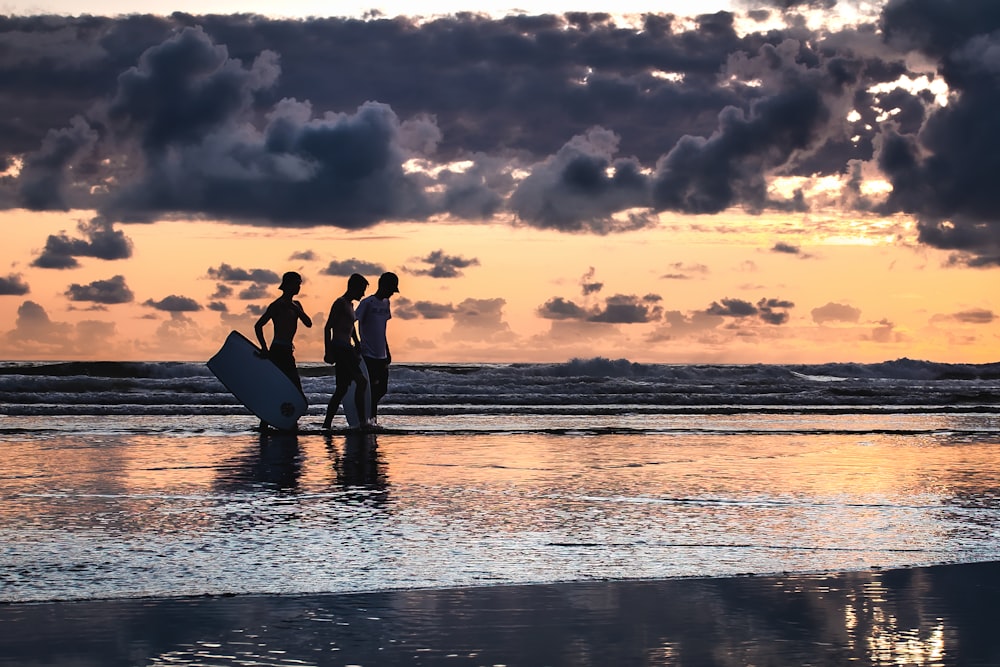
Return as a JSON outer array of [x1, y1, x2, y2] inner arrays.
[[1, 358, 999, 421]]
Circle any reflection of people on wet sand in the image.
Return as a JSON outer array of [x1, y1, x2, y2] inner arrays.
[[355, 272, 399, 427], [255, 431, 302, 491], [254, 271, 312, 430], [327, 433, 387, 494], [323, 273, 368, 430]]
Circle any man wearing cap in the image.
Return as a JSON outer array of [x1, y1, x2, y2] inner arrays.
[[254, 271, 313, 418], [355, 272, 399, 427]]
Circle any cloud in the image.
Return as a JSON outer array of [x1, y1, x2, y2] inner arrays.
[[206, 263, 280, 283], [211, 283, 234, 299], [771, 242, 801, 254], [652, 310, 727, 339], [0, 273, 29, 295], [704, 296, 795, 324], [660, 262, 711, 280], [17, 116, 99, 210], [538, 293, 663, 323], [876, 0, 1000, 266], [409, 250, 480, 278], [290, 250, 317, 261], [65, 274, 134, 304], [394, 297, 455, 320], [1, 6, 996, 260], [321, 258, 386, 277], [812, 301, 862, 323], [706, 297, 759, 318], [6, 300, 71, 343], [538, 297, 590, 320], [31, 219, 133, 269], [5, 300, 119, 356], [589, 294, 664, 323], [579, 267, 603, 295], [509, 127, 650, 232], [931, 308, 996, 324], [143, 295, 202, 312], [449, 297, 515, 342], [237, 283, 271, 300]]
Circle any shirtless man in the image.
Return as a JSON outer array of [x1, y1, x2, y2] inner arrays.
[[323, 273, 369, 430], [254, 271, 312, 429]]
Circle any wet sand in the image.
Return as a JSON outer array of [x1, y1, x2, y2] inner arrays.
[[3, 561, 1000, 666]]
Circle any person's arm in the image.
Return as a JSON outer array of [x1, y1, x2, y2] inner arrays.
[[324, 302, 337, 346], [254, 306, 273, 355], [292, 299, 312, 328]]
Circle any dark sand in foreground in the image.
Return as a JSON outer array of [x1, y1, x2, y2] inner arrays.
[[3, 561, 1000, 666]]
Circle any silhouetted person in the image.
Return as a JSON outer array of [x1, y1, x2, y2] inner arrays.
[[355, 272, 399, 427], [323, 273, 369, 430], [254, 271, 312, 430]]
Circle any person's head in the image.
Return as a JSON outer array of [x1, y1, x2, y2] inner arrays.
[[279, 271, 302, 295], [347, 273, 369, 299], [377, 272, 400, 297]]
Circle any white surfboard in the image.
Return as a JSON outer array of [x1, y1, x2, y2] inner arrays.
[[341, 357, 372, 429], [207, 331, 308, 431]]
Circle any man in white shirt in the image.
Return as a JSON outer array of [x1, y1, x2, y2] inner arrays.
[[355, 272, 399, 425]]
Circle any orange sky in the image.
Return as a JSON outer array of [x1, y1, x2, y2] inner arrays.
[[3, 206, 997, 363], [1, 2, 998, 364]]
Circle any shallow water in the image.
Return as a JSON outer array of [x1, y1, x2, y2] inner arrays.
[[2, 413, 999, 603]]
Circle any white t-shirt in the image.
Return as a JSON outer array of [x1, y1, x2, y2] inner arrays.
[[355, 295, 392, 359]]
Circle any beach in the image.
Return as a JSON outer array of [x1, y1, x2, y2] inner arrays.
[[3, 561, 1000, 666], [1, 359, 999, 665]]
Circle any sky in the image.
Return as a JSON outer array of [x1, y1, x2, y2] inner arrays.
[[0, 0, 998, 364]]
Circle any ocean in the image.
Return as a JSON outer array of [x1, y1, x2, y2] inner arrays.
[[2, 357, 999, 604]]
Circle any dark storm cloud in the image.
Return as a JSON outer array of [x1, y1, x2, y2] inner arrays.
[[0, 273, 29, 295], [1, 6, 996, 258], [143, 295, 203, 312], [651, 38, 855, 216], [31, 219, 134, 269], [321, 259, 386, 277], [65, 274, 134, 304], [704, 296, 794, 324], [206, 263, 280, 283], [509, 128, 650, 231], [877, 0, 1000, 265], [17, 116, 98, 211], [99, 28, 435, 227], [410, 250, 480, 278]]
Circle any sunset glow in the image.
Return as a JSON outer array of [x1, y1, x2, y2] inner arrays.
[[1, 0, 997, 363]]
